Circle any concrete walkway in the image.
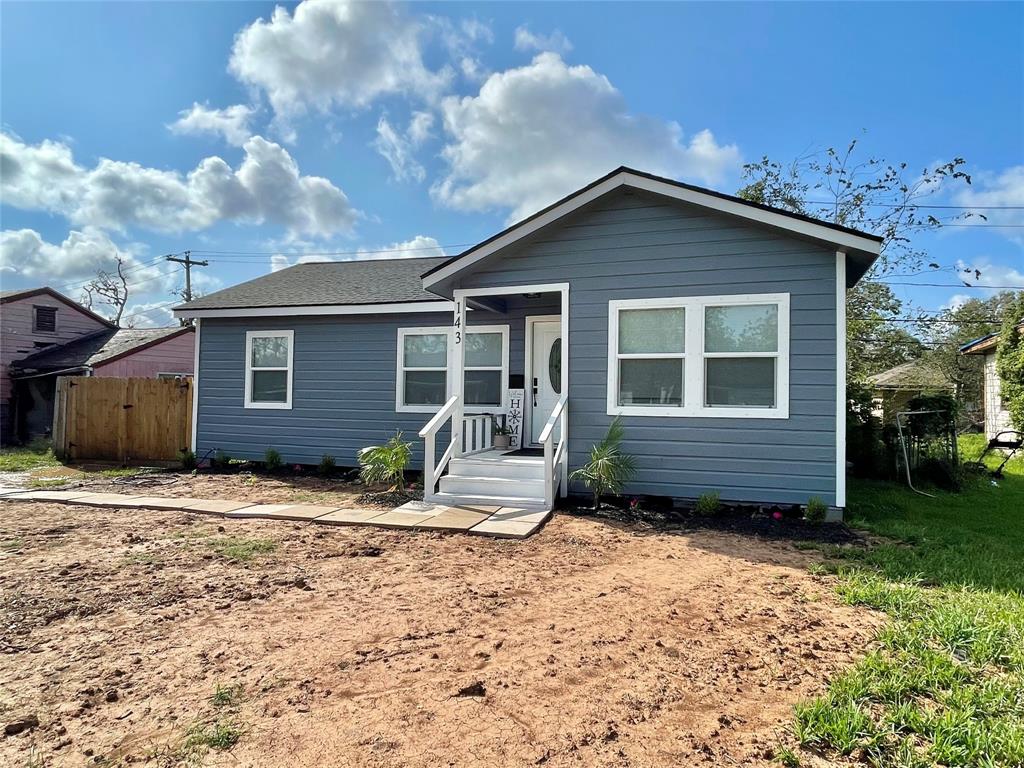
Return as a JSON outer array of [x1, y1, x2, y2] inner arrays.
[[0, 489, 549, 539]]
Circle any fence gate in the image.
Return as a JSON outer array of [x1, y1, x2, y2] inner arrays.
[[53, 376, 192, 463]]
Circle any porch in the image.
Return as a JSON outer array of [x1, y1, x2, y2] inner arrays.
[[417, 283, 570, 512]]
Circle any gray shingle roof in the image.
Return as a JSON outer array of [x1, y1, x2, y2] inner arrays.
[[11, 326, 191, 373], [176, 257, 449, 311]]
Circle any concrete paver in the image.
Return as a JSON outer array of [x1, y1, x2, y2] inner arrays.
[[470, 518, 544, 538], [367, 510, 437, 528], [314, 508, 385, 525], [7, 490, 103, 502], [224, 504, 299, 519], [489, 508, 549, 524], [416, 508, 490, 530], [182, 499, 255, 515], [66, 493, 145, 507], [250, 503, 341, 521]]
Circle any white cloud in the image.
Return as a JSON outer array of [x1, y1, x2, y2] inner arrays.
[[514, 25, 572, 54], [954, 165, 1024, 243], [1, 131, 357, 238], [228, 0, 450, 123], [269, 235, 445, 272], [955, 258, 1024, 291], [169, 102, 256, 146], [122, 300, 177, 328], [373, 116, 425, 183], [407, 111, 435, 145], [0, 227, 145, 281], [431, 53, 742, 222]]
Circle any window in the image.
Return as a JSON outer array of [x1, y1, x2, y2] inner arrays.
[[33, 306, 57, 333], [396, 325, 509, 413], [397, 328, 449, 412], [244, 330, 293, 409], [608, 293, 789, 418]]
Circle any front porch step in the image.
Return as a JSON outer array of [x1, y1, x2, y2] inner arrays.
[[430, 491, 549, 512], [439, 473, 545, 498], [448, 455, 544, 481]]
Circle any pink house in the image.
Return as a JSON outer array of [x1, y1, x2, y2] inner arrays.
[[1, 286, 194, 444]]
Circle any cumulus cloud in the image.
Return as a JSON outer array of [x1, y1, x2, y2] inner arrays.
[[229, 0, 450, 122], [122, 300, 177, 328], [431, 53, 742, 222], [0, 227, 144, 280], [514, 25, 572, 54], [270, 235, 445, 272], [169, 103, 256, 146], [0, 131, 357, 238], [954, 165, 1024, 243]]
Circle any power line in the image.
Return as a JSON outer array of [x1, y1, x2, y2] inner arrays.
[[166, 250, 208, 302]]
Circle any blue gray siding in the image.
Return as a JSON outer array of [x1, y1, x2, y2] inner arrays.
[[194, 299, 558, 468], [448, 189, 840, 506]]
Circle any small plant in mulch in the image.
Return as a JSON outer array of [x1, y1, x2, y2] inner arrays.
[[263, 447, 283, 472], [694, 491, 722, 515], [569, 418, 637, 509], [804, 496, 828, 524], [318, 454, 336, 476], [356, 432, 421, 507]]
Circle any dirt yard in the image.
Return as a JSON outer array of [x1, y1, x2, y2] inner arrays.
[[0, 499, 879, 767]]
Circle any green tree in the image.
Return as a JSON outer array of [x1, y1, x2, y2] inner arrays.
[[995, 294, 1024, 430], [737, 138, 972, 383]]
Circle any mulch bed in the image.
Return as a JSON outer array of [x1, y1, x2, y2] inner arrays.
[[562, 500, 864, 545]]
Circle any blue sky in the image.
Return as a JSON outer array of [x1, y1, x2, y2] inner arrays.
[[1, 1, 1021, 326]]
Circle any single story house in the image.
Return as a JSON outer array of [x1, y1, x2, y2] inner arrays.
[[8, 324, 195, 442], [960, 323, 1022, 438], [175, 167, 881, 513], [868, 360, 953, 423]]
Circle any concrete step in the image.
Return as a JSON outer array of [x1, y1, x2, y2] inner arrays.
[[439, 473, 546, 498], [431, 491, 549, 512]]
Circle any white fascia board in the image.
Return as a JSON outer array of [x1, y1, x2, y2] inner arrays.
[[422, 171, 881, 289], [175, 300, 454, 319]]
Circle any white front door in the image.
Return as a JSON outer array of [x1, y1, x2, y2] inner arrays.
[[529, 320, 563, 445]]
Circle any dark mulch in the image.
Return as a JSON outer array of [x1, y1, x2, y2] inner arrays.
[[562, 501, 864, 545]]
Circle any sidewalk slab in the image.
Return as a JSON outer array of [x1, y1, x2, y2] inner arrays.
[[469, 518, 542, 539], [489, 508, 549, 524], [182, 499, 254, 515], [365, 510, 435, 529], [238, 503, 340, 521], [7, 490, 99, 502], [416, 508, 490, 531], [224, 504, 296, 519], [107, 496, 187, 510], [313, 508, 385, 526], [0, 488, 26, 497], [66, 493, 145, 507]]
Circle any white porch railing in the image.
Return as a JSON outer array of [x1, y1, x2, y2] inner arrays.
[[539, 393, 569, 510], [419, 397, 499, 498]]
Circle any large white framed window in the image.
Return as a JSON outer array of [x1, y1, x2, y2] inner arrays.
[[244, 330, 294, 409], [607, 293, 789, 419], [396, 325, 509, 413]]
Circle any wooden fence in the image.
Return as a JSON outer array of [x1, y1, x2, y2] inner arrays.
[[53, 376, 192, 463]]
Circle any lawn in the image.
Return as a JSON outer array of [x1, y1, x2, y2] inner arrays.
[[0, 441, 60, 472], [788, 436, 1024, 767]]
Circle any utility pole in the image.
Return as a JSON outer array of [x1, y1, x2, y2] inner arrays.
[[165, 250, 208, 302]]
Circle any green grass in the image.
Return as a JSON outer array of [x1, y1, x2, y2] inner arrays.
[[790, 437, 1024, 767], [210, 683, 244, 708], [0, 441, 59, 472], [27, 477, 70, 489], [207, 537, 276, 562]]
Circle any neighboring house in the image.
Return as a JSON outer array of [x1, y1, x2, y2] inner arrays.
[[868, 360, 953, 423], [1, 286, 195, 443], [175, 167, 881, 513], [960, 323, 1023, 438], [1, 287, 114, 444]]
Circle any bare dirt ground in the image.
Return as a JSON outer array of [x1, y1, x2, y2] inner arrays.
[[0, 499, 880, 767]]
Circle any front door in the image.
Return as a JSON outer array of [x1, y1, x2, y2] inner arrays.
[[529, 320, 562, 445]]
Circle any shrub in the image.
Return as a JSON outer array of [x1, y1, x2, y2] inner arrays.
[[805, 496, 828, 524], [212, 449, 231, 470], [995, 293, 1024, 431], [359, 432, 413, 492], [694, 491, 721, 515], [263, 447, 283, 472], [569, 417, 637, 509], [180, 448, 197, 470], [318, 454, 336, 476]]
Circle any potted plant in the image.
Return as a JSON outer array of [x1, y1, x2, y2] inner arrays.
[[493, 421, 512, 450]]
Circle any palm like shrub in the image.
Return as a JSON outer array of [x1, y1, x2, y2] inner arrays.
[[569, 417, 637, 508], [359, 432, 413, 492]]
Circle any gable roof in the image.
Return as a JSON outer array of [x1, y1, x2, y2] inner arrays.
[[0, 286, 116, 327], [421, 167, 883, 291], [11, 326, 192, 374], [174, 257, 449, 316], [868, 360, 951, 391]]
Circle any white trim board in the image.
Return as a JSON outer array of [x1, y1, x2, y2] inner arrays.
[[423, 170, 881, 289], [175, 301, 453, 319], [835, 251, 848, 508], [190, 318, 201, 452]]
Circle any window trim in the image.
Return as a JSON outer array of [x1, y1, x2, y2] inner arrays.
[[607, 293, 790, 419], [32, 305, 58, 334], [395, 324, 510, 414], [244, 330, 294, 410]]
